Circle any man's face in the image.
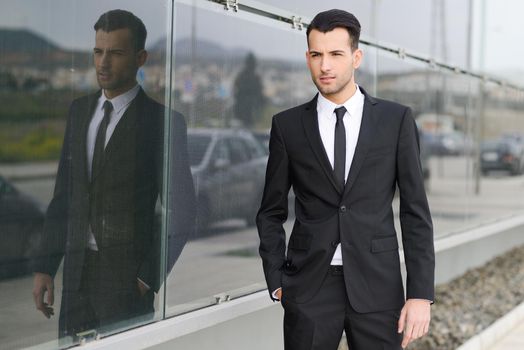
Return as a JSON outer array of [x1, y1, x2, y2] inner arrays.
[[306, 28, 362, 103], [94, 28, 147, 99]]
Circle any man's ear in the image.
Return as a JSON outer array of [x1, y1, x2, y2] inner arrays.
[[353, 48, 363, 69], [305, 50, 311, 69], [137, 49, 148, 67]]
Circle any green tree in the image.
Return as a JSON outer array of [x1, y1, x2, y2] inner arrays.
[[0, 71, 18, 91], [233, 52, 266, 128]]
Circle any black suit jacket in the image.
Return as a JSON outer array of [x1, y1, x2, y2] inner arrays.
[[257, 88, 434, 313], [36, 88, 195, 293]]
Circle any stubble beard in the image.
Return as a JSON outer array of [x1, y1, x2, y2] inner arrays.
[[96, 73, 135, 95], [313, 73, 353, 98], [97, 75, 117, 91]]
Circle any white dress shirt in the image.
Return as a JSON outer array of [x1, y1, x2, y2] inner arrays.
[[86, 84, 140, 250], [316, 85, 365, 265]]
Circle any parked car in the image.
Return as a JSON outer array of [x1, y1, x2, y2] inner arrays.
[[481, 139, 524, 175], [252, 131, 270, 155], [423, 130, 473, 156], [501, 132, 524, 145], [0, 176, 45, 279], [187, 129, 267, 230]]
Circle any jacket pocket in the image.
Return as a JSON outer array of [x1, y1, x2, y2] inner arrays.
[[371, 236, 399, 253]]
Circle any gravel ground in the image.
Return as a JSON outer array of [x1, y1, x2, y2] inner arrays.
[[413, 244, 524, 350]]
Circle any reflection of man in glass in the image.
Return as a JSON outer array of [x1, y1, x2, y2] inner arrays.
[[257, 9, 434, 350], [32, 9, 195, 340]]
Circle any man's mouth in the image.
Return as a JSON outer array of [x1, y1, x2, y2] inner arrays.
[[319, 76, 335, 83], [98, 72, 111, 80]]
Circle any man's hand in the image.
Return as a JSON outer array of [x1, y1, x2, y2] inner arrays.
[[33, 272, 54, 318], [137, 279, 150, 296], [398, 299, 431, 348], [274, 288, 282, 301]]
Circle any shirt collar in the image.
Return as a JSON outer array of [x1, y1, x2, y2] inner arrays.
[[99, 84, 141, 114], [317, 84, 364, 118]]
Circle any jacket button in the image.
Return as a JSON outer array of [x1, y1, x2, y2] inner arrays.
[[340, 205, 347, 213], [331, 241, 339, 247]]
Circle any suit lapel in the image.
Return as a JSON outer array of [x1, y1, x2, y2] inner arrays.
[[343, 89, 379, 198], [302, 94, 343, 195]]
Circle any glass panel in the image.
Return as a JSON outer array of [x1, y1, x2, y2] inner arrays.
[[0, 1, 172, 348], [166, 0, 321, 316], [478, 82, 524, 215], [377, 50, 524, 241], [430, 71, 479, 232], [374, 0, 470, 66], [357, 43, 377, 96], [376, 51, 468, 238]]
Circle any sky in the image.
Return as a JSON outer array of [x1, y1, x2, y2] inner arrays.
[[1, 0, 523, 86]]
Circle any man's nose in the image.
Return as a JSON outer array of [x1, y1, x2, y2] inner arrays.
[[320, 57, 331, 72], [99, 52, 111, 67]]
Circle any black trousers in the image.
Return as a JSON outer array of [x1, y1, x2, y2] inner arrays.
[[58, 250, 154, 342], [282, 267, 402, 350]]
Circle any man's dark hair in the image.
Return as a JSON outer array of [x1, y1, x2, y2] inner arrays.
[[306, 9, 361, 51], [94, 9, 147, 51]]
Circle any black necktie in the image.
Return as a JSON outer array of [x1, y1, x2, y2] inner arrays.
[[91, 100, 113, 180], [334, 106, 347, 189]]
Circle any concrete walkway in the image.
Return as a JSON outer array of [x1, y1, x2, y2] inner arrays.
[[490, 322, 524, 350], [457, 302, 524, 350]]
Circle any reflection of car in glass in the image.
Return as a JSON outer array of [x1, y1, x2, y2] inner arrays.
[[188, 129, 267, 230], [252, 131, 270, 155], [0, 176, 44, 279], [481, 139, 524, 175], [423, 130, 473, 156], [501, 132, 524, 144]]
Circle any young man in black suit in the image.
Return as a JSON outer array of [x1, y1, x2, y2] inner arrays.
[[32, 9, 195, 341], [257, 9, 434, 350]]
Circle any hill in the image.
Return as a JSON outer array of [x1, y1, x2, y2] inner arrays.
[[0, 28, 90, 68]]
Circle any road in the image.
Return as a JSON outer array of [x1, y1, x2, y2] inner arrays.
[[1, 156, 524, 349]]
